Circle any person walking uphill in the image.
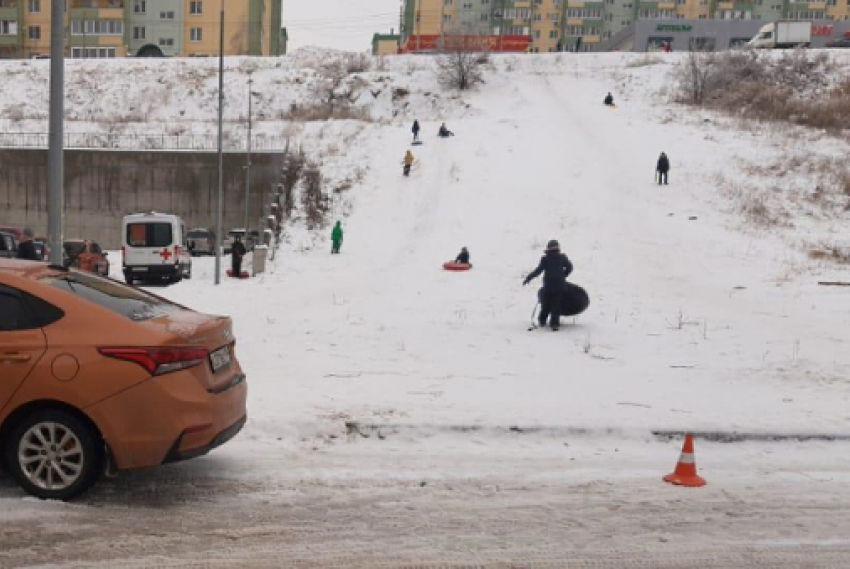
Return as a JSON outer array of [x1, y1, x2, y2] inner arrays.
[[331, 221, 343, 254], [523, 239, 573, 331], [403, 150, 415, 177], [656, 152, 670, 185], [16, 228, 40, 261], [231, 235, 247, 278], [412, 120, 421, 142]]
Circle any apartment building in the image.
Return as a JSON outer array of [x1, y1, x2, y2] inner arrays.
[[398, 0, 850, 53], [0, 0, 283, 59]]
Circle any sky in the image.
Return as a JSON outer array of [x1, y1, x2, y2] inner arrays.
[[282, 0, 401, 52]]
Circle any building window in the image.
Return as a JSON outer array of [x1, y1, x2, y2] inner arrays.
[[72, 47, 116, 58], [0, 20, 18, 36], [190, 27, 202, 41], [160, 11, 175, 19], [134, 0, 145, 13], [133, 25, 145, 40], [28, 0, 40, 13], [71, 20, 124, 35], [158, 37, 175, 46], [28, 25, 40, 40], [190, 1, 202, 14]]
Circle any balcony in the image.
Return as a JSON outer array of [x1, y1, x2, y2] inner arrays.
[[658, 1, 676, 8], [70, 0, 124, 6], [567, 17, 584, 25], [717, 1, 734, 8], [567, 1, 585, 7], [808, 1, 827, 8]]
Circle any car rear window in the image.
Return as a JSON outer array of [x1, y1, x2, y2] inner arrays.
[[127, 223, 173, 248], [43, 271, 182, 322]]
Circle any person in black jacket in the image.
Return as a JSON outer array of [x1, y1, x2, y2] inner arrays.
[[16, 228, 40, 261], [455, 247, 470, 264], [523, 239, 573, 331], [656, 152, 670, 185], [604, 92, 614, 106], [231, 236, 247, 277], [412, 120, 421, 142]]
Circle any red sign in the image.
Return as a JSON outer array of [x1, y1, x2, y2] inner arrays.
[[160, 248, 172, 261], [401, 35, 532, 54], [813, 24, 834, 37]]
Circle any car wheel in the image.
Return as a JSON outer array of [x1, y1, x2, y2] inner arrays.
[[4, 410, 103, 501], [185, 265, 192, 280]]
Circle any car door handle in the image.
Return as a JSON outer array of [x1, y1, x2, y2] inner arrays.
[[0, 353, 32, 363]]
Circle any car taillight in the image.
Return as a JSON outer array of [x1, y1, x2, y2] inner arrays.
[[121, 246, 126, 266], [98, 347, 209, 376], [174, 246, 180, 265]]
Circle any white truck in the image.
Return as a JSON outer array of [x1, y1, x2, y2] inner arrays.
[[747, 21, 812, 49]]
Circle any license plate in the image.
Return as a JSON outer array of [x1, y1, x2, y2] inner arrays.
[[132, 267, 148, 272], [209, 346, 231, 373]]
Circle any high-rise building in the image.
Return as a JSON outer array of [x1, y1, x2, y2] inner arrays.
[[0, 0, 283, 59], [398, 0, 850, 53]]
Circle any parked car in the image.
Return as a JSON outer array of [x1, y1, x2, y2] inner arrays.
[[122, 212, 192, 284], [187, 228, 216, 256], [0, 231, 19, 259], [0, 260, 247, 500], [63, 240, 109, 276], [0, 226, 22, 240]]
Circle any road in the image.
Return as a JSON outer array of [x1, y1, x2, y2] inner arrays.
[[3, 435, 850, 568]]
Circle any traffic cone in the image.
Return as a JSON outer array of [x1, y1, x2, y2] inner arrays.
[[663, 434, 706, 487]]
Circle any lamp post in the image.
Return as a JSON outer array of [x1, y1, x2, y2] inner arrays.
[[214, 0, 225, 284], [244, 74, 253, 234], [47, 0, 65, 264]]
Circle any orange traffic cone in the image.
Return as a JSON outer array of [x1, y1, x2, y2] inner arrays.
[[663, 434, 706, 487]]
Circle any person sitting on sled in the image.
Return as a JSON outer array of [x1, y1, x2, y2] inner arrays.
[[455, 246, 470, 264], [438, 123, 455, 138], [604, 92, 614, 106], [523, 239, 573, 331]]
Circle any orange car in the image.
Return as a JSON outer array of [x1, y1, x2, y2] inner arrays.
[[0, 260, 247, 500]]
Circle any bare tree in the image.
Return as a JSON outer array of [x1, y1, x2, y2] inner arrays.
[[302, 162, 327, 230], [676, 48, 716, 105], [436, 35, 488, 91], [280, 147, 305, 219]]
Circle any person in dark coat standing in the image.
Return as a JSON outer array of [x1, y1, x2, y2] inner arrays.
[[523, 239, 573, 331], [412, 120, 420, 142], [656, 152, 670, 185], [16, 228, 40, 261], [455, 247, 470, 264], [231, 235, 247, 277], [604, 92, 614, 106]]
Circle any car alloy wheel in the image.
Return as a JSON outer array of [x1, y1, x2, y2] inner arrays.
[[6, 410, 102, 500], [19, 421, 84, 491]]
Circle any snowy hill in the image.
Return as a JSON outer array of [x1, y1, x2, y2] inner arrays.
[[5, 49, 850, 565], [4, 50, 850, 441]]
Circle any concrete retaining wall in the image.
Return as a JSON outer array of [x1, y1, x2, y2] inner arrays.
[[0, 149, 284, 249]]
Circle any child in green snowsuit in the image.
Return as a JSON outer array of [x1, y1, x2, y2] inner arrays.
[[331, 221, 343, 254]]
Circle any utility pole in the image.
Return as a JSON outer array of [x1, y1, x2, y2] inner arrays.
[[244, 73, 253, 234], [440, 0, 445, 50], [47, 0, 65, 264], [416, 0, 421, 52], [215, 0, 225, 284]]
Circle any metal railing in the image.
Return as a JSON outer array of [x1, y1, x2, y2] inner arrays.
[[0, 132, 288, 152]]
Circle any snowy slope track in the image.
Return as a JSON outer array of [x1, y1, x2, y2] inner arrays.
[[3, 51, 850, 565]]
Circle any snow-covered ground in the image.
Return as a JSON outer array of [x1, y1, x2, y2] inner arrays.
[[3, 51, 850, 565]]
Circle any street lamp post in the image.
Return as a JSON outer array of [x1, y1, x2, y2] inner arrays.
[[214, 0, 225, 284], [244, 74, 253, 234], [47, 0, 65, 265]]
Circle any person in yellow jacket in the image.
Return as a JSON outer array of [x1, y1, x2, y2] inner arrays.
[[403, 150, 415, 177]]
